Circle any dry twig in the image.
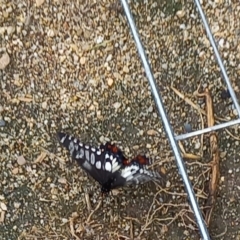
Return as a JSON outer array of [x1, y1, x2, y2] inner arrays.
[[69, 213, 81, 240], [178, 141, 201, 160], [195, 88, 220, 226]]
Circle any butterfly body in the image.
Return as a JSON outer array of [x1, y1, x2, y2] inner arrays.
[[57, 132, 164, 193]]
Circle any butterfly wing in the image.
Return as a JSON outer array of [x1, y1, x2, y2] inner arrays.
[[110, 155, 165, 189], [57, 132, 126, 186], [58, 132, 164, 192]]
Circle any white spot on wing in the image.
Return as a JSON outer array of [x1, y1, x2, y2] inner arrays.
[[60, 134, 67, 143], [96, 161, 101, 169], [112, 164, 121, 173], [74, 145, 79, 151], [90, 153, 95, 165], [73, 138, 77, 143], [85, 145, 89, 149], [121, 167, 134, 178], [69, 141, 75, 155], [112, 160, 121, 172], [91, 147, 96, 152], [112, 158, 117, 165], [96, 150, 101, 155], [130, 165, 139, 174], [85, 150, 90, 161], [82, 161, 92, 171], [76, 148, 84, 159], [105, 162, 112, 172], [121, 164, 142, 182]]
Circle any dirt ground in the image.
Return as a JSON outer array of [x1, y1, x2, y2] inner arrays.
[[1, 0, 240, 239]]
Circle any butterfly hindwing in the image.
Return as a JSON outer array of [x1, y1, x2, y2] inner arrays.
[[110, 155, 165, 189]]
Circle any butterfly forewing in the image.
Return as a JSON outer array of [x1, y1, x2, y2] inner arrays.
[[57, 132, 124, 185]]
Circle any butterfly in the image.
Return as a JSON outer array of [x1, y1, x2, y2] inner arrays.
[[57, 132, 164, 193]]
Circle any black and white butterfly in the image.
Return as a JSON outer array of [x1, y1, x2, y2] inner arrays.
[[57, 132, 164, 193]]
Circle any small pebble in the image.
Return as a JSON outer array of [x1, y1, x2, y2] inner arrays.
[[13, 202, 21, 209], [218, 38, 224, 48], [220, 151, 227, 158], [113, 102, 121, 109], [0, 52, 10, 70], [36, 0, 45, 7], [148, 105, 153, 112], [12, 168, 19, 175], [146, 143, 151, 149], [176, 10, 185, 18], [233, 109, 238, 116], [139, 130, 144, 136], [147, 129, 158, 136], [41, 101, 48, 109], [123, 65, 129, 73], [17, 155, 26, 165], [80, 57, 86, 65], [107, 78, 114, 87], [62, 218, 68, 223], [0, 119, 6, 127], [184, 123, 192, 133], [221, 89, 230, 99], [58, 177, 67, 184], [194, 141, 201, 150], [0, 202, 7, 211], [96, 36, 104, 44], [166, 181, 171, 188], [106, 54, 112, 62]]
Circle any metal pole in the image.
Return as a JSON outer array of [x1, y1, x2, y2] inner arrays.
[[120, 0, 211, 239], [176, 118, 240, 141], [193, 0, 240, 117]]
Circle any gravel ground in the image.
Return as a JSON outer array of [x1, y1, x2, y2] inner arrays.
[[1, 0, 240, 239]]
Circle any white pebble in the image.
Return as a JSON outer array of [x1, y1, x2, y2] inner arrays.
[[113, 102, 121, 109], [17, 155, 26, 165], [0, 202, 7, 211]]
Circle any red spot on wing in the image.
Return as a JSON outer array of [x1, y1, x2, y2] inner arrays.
[[105, 143, 120, 154], [133, 155, 150, 165], [111, 145, 119, 154], [105, 142, 130, 166], [122, 157, 130, 166]]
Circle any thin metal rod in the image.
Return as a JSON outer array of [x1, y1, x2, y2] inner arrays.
[[194, 0, 240, 117], [120, 0, 211, 239], [176, 118, 240, 141]]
